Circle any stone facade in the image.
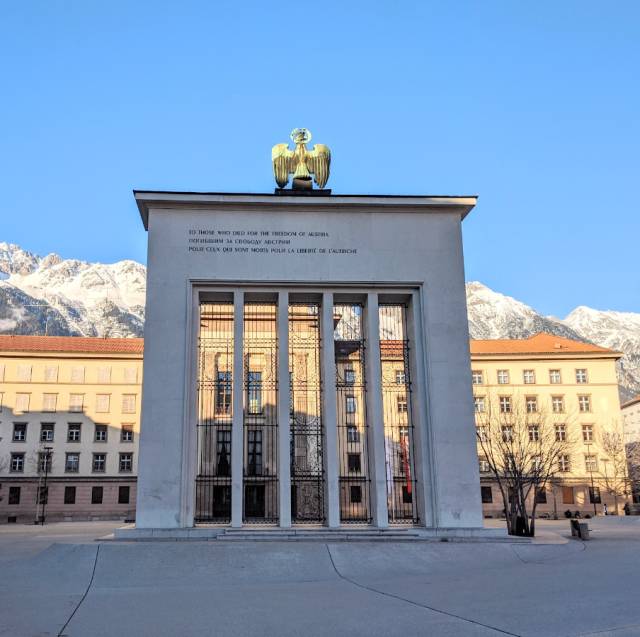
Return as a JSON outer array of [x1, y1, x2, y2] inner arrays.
[[471, 333, 630, 517], [132, 191, 483, 531], [0, 336, 142, 523]]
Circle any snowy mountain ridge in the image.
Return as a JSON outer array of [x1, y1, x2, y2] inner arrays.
[[0, 242, 638, 400]]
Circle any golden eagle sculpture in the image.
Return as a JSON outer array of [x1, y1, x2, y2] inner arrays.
[[272, 128, 331, 190]]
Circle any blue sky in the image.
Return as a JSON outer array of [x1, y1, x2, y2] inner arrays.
[[1, 2, 638, 317]]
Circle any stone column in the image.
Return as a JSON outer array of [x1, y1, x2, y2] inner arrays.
[[364, 292, 389, 528], [407, 290, 434, 527], [278, 291, 292, 527], [231, 291, 244, 528], [321, 292, 340, 528]]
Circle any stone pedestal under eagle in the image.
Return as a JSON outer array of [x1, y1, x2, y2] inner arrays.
[[272, 128, 331, 190]]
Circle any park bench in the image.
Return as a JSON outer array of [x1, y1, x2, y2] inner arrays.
[[570, 519, 590, 540]]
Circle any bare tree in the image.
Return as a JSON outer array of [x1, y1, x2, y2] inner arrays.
[[600, 421, 630, 513], [475, 392, 575, 536]]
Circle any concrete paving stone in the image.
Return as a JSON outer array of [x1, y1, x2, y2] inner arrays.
[[0, 519, 639, 637]]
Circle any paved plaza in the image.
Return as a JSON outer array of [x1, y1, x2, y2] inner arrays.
[[0, 518, 639, 637]]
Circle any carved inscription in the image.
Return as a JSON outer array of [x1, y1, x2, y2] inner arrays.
[[186, 228, 357, 256]]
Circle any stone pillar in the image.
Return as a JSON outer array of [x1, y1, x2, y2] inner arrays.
[[278, 291, 292, 527], [364, 292, 389, 528], [231, 291, 244, 528], [321, 292, 340, 528], [407, 290, 434, 527]]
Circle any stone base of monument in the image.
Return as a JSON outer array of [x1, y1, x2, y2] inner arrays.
[[112, 525, 525, 543]]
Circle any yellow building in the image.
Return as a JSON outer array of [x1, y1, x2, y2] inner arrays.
[[470, 333, 627, 517], [0, 335, 142, 523]]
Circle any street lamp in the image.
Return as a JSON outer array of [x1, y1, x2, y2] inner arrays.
[[38, 446, 53, 525], [586, 441, 597, 517]]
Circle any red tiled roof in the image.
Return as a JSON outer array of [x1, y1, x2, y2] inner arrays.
[[0, 335, 143, 355], [470, 332, 620, 357]]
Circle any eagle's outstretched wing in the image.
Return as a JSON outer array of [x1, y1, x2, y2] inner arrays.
[[307, 144, 331, 189], [272, 144, 294, 188]]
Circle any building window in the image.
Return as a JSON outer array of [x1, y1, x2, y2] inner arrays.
[[476, 425, 488, 442], [92, 453, 106, 473], [478, 458, 491, 473], [347, 453, 361, 472], [474, 396, 485, 413], [95, 424, 108, 442], [525, 396, 538, 413], [67, 423, 81, 442], [42, 393, 57, 412], [589, 487, 602, 504], [344, 369, 356, 385], [585, 455, 598, 472], [345, 395, 357, 414], [535, 488, 547, 504], [91, 486, 103, 504], [246, 429, 262, 476], [481, 486, 493, 503], [118, 486, 130, 504], [246, 372, 262, 415], [397, 395, 408, 413], [395, 370, 406, 385], [40, 423, 54, 442], [10, 453, 25, 472], [15, 393, 30, 413], [549, 369, 562, 384], [216, 430, 231, 477], [551, 395, 565, 413], [555, 424, 566, 442], [558, 454, 571, 472], [64, 486, 76, 504], [95, 394, 110, 413], [70, 366, 85, 383], [12, 423, 27, 442], [65, 453, 80, 473], [531, 455, 543, 472], [69, 393, 84, 412], [8, 486, 21, 505], [350, 485, 362, 503], [346, 425, 360, 443], [97, 366, 111, 383], [576, 369, 588, 384], [121, 424, 134, 443], [17, 364, 32, 382], [122, 394, 137, 414], [499, 396, 512, 413], [119, 452, 133, 473], [124, 367, 138, 384], [528, 424, 540, 442], [497, 370, 510, 384], [38, 452, 52, 473], [215, 371, 232, 415], [578, 395, 591, 413], [523, 370, 536, 384], [44, 365, 58, 382], [582, 424, 594, 442], [471, 370, 484, 385], [501, 425, 514, 443]]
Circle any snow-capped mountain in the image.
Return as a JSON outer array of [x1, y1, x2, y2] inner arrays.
[[565, 306, 640, 403], [1, 242, 638, 401], [0, 242, 145, 338]]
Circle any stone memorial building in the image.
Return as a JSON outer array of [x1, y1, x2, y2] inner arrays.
[[127, 130, 485, 535]]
